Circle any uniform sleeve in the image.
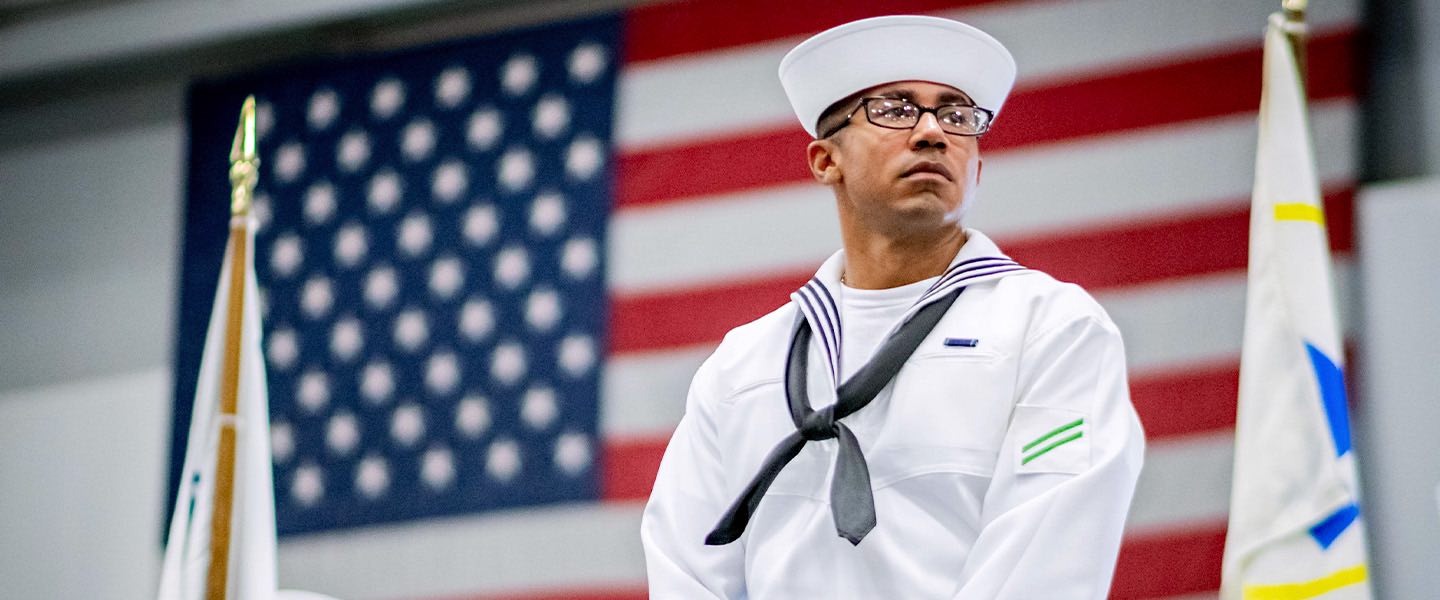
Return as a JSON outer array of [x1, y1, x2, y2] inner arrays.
[[953, 312, 1145, 599], [640, 355, 747, 599]]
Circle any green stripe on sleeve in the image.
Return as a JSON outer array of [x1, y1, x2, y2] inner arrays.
[[1022, 431, 1084, 465], [1022, 417, 1084, 452]]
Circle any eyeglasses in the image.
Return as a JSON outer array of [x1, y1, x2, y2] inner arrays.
[[821, 97, 994, 139]]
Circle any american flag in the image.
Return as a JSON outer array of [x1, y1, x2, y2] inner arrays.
[[171, 0, 1362, 598]]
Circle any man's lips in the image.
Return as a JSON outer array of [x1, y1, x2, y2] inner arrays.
[[901, 161, 953, 181]]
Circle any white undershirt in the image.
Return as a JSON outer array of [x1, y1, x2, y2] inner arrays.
[[837, 275, 940, 383]]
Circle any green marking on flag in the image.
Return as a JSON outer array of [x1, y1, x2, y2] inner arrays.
[[1023, 431, 1084, 466], [1022, 418, 1084, 452]]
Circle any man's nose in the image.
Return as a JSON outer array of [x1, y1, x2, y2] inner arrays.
[[910, 112, 948, 150]]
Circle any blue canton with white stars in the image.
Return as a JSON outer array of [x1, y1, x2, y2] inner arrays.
[[173, 15, 620, 536]]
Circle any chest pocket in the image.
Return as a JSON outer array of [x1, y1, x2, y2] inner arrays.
[[758, 347, 1015, 500]]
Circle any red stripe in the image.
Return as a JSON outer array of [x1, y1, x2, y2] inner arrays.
[[602, 360, 1247, 502], [1009, 186, 1355, 290], [615, 29, 1357, 209], [608, 186, 1355, 354], [1111, 522, 1228, 599], [623, 0, 1015, 63], [609, 270, 810, 353]]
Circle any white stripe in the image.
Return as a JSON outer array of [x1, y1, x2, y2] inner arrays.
[[609, 102, 1356, 296], [1126, 431, 1234, 532], [277, 501, 647, 599], [600, 262, 1357, 439], [615, 0, 1358, 149]]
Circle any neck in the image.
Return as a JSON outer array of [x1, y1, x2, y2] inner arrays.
[[839, 224, 967, 290]]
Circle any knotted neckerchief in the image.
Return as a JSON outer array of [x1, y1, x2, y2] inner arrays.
[[705, 286, 965, 546]]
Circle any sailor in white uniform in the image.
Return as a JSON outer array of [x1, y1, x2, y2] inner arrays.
[[641, 15, 1145, 599]]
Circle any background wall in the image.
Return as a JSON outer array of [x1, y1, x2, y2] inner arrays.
[[1, 0, 1435, 598]]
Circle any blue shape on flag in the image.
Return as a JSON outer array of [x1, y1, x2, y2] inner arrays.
[[170, 14, 622, 537], [1305, 342, 1351, 456], [1309, 502, 1360, 550]]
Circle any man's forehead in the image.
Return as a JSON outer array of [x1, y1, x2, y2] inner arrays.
[[863, 81, 974, 103]]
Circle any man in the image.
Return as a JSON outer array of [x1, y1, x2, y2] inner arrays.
[[641, 15, 1144, 598]]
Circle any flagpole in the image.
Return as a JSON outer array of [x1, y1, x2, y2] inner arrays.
[[205, 96, 259, 600], [1282, 0, 1309, 89]]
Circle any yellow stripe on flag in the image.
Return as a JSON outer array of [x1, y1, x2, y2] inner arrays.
[[1274, 203, 1326, 225], [1242, 565, 1368, 600]]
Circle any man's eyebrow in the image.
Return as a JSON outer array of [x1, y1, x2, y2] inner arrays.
[[938, 91, 974, 105]]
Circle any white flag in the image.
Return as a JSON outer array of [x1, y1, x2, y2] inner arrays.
[[157, 214, 279, 600], [1221, 13, 1372, 600]]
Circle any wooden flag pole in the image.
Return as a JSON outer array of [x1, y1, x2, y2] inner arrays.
[[205, 96, 259, 600], [1282, 0, 1309, 90]]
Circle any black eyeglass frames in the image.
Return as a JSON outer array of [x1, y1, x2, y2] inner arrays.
[[821, 97, 994, 139]]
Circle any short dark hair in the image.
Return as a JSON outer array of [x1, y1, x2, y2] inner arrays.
[[814, 91, 866, 140]]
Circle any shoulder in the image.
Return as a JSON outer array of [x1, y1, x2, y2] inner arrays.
[[992, 268, 1120, 341], [690, 301, 798, 400]]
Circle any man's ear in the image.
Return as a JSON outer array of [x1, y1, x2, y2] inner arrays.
[[806, 138, 842, 184]]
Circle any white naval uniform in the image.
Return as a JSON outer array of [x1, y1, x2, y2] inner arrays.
[[641, 230, 1146, 599]]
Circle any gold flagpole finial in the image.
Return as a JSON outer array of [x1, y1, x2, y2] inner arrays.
[[1282, 0, 1308, 23], [228, 96, 259, 216]]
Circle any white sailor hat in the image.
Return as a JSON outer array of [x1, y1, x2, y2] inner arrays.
[[778, 15, 1017, 137]]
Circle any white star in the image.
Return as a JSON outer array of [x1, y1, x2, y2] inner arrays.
[[355, 454, 390, 499], [334, 222, 369, 267], [326, 411, 360, 456], [561, 236, 598, 280], [493, 245, 530, 290], [274, 142, 305, 183], [304, 182, 336, 225], [421, 446, 456, 490], [291, 464, 324, 507], [501, 53, 538, 96], [459, 297, 495, 342], [297, 370, 330, 413], [490, 341, 527, 386], [270, 234, 303, 277], [568, 42, 608, 84], [529, 190, 567, 236], [398, 212, 433, 257], [270, 421, 294, 464], [559, 334, 597, 378], [402, 118, 437, 162], [337, 129, 371, 172], [367, 170, 403, 214], [307, 88, 340, 130], [390, 403, 425, 447], [532, 94, 571, 139], [463, 204, 499, 246], [301, 276, 334, 319], [553, 432, 592, 475], [255, 100, 275, 139], [525, 287, 562, 332], [330, 316, 364, 362], [429, 255, 465, 300], [435, 66, 472, 108], [371, 78, 406, 119], [565, 135, 604, 181], [455, 394, 492, 438], [252, 193, 272, 232], [361, 361, 395, 404], [498, 148, 535, 193], [394, 308, 430, 352], [466, 108, 503, 151], [431, 160, 468, 204], [364, 264, 399, 310], [267, 327, 299, 370], [520, 386, 558, 430], [486, 438, 522, 482], [425, 351, 460, 396]]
